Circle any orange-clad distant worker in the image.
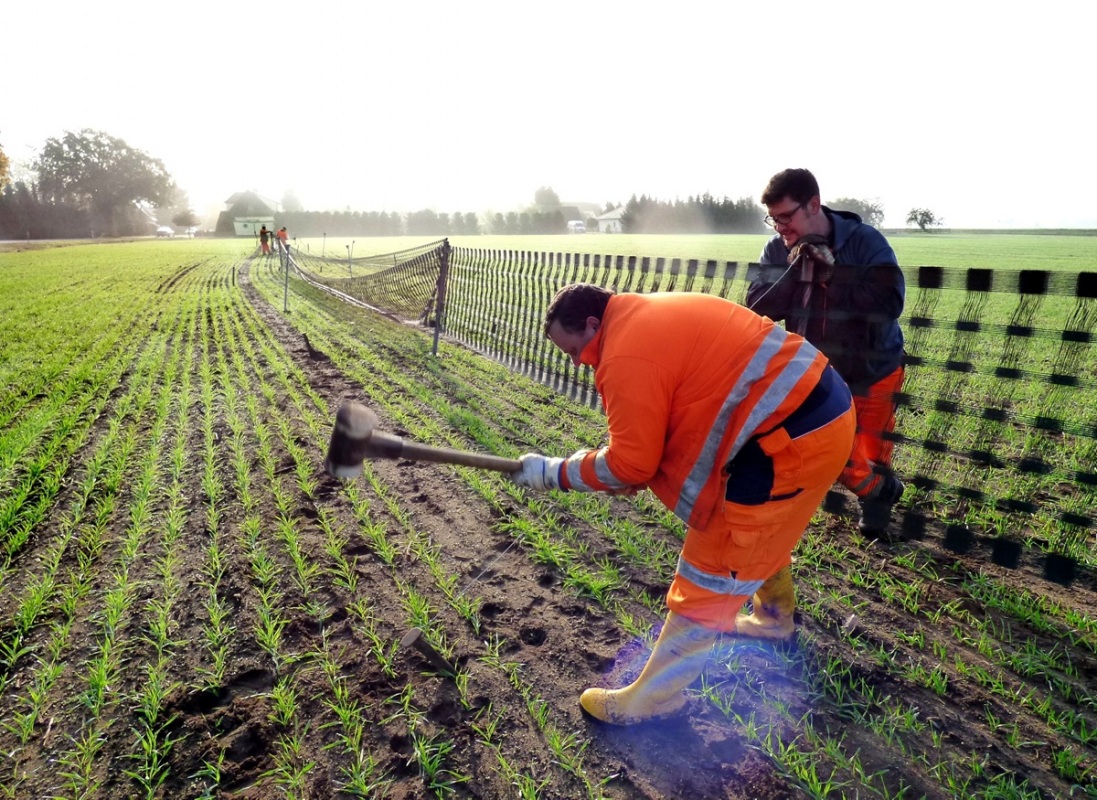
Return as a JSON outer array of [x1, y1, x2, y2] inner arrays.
[[509, 283, 856, 725], [259, 225, 271, 255], [276, 226, 289, 252]]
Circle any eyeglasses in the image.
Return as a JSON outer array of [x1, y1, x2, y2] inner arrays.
[[764, 202, 805, 228]]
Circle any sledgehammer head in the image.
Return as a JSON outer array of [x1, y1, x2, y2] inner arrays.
[[324, 402, 379, 479]]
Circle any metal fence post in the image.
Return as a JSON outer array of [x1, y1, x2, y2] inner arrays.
[[431, 239, 451, 357]]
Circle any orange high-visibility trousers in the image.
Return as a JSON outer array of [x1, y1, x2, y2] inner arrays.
[[667, 406, 856, 631], [840, 365, 904, 498]]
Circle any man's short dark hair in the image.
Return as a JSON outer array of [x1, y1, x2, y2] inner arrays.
[[761, 168, 820, 207], [544, 283, 614, 335]]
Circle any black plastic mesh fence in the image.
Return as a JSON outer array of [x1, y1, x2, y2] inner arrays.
[[293, 239, 447, 322], [442, 247, 1097, 585], [290, 241, 1097, 585]]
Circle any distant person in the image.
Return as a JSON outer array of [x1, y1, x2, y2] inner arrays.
[[746, 168, 906, 537], [276, 226, 289, 253], [259, 225, 271, 255], [508, 283, 856, 724]]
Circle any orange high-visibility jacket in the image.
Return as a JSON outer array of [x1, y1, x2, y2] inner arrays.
[[559, 292, 829, 529]]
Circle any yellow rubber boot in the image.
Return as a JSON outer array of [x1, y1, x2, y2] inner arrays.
[[580, 611, 715, 725], [734, 566, 797, 640]]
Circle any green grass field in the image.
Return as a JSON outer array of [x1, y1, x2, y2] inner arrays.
[[283, 231, 1097, 272]]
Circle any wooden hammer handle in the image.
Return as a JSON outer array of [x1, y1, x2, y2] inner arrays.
[[367, 432, 521, 473]]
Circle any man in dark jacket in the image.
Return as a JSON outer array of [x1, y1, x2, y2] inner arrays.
[[747, 168, 905, 536]]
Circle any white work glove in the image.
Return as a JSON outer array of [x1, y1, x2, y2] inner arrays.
[[510, 453, 565, 491]]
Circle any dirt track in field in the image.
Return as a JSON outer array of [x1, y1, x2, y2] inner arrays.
[[2, 254, 1094, 799]]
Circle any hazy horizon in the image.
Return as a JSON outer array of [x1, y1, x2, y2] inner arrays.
[[5, 1, 1094, 230]]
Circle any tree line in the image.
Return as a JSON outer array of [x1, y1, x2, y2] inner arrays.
[[0, 129, 186, 239], [263, 209, 483, 238], [620, 193, 768, 234], [1, 131, 923, 240], [264, 209, 591, 237]]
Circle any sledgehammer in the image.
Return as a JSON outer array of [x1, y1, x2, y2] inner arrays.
[[324, 401, 521, 479]]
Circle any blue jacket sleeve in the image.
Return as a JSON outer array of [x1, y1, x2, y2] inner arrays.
[[746, 238, 795, 319]]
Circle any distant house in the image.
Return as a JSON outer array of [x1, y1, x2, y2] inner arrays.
[[215, 191, 278, 236], [595, 206, 624, 233]]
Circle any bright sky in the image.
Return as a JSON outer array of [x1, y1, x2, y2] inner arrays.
[[4, 1, 1093, 228]]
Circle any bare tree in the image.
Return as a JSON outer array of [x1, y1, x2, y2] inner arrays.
[[906, 208, 941, 231]]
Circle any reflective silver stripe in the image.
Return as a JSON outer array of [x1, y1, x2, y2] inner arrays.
[[728, 339, 819, 456], [675, 328, 818, 521], [848, 473, 874, 494], [675, 555, 765, 597], [593, 451, 630, 489], [564, 448, 629, 492], [564, 456, 595, 491]]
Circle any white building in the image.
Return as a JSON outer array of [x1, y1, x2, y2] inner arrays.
[[595, 206, 624, 233]]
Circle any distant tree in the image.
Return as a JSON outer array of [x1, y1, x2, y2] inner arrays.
[[406, 208, 441, 236], [829, 196, 884, 228], [172, 209, 199, 228], [281, 189, 304, 213], [157, 185, 196, 230], [906, 208, 941, 231], [620, 192, 765, 234], [35, 129, 174, 236], [0, 140, 10, 193], [457, 211, 479, 235], [534, 186, 560, 208]]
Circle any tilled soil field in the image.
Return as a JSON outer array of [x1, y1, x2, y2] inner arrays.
[[1, 248, 1095, 799]]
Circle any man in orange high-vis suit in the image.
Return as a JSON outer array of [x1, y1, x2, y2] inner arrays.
[[509, 283, 856, 725]]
